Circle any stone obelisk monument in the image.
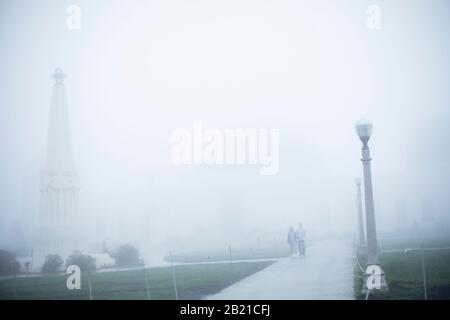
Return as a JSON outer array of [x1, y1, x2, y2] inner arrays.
[[33, 69, 80, 271]]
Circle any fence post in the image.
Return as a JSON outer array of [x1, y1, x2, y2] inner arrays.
[[144, 266, 152, 300], [12, 262, 17, 300], [87, 269, 93, 300], [169, 251, 178, 300], [421, 243, 428, 300]]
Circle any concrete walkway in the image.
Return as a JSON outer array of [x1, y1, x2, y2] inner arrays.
[[207, 237, 354, 300]]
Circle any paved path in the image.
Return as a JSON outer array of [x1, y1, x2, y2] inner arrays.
[[207, 237, 354, 300]]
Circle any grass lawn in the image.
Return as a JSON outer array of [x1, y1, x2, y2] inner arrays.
[[354, 235, 450, 300], [0, 261, 273, 300]]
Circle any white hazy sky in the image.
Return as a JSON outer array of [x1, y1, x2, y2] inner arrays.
[[1, 0, 450, 254]]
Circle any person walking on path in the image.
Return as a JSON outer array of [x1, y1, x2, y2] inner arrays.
[[296, 223, 306, 256], [287, 226, 297, 255]]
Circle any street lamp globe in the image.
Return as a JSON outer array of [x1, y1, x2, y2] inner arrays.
[[355, 119, 373, 145]]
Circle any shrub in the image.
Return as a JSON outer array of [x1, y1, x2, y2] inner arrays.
[[65, 250, 96, 272], [42, 254, 63, 273], [0, 250, 20, 275], [113, 244, 141, 267]]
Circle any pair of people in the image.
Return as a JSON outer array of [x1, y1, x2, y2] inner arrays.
[[287, 223, 306, 256]]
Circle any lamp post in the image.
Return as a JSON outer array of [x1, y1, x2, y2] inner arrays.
[[354, 177, 366, 249], [355, 119, 387, 291], [355, 119, 378, 264]]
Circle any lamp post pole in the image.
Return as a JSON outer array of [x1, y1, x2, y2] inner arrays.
[[361, 144, 378, 265], [355, 178, 366, 249]]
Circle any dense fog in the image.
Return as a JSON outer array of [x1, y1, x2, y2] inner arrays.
[[1, 0, 449, 264]]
